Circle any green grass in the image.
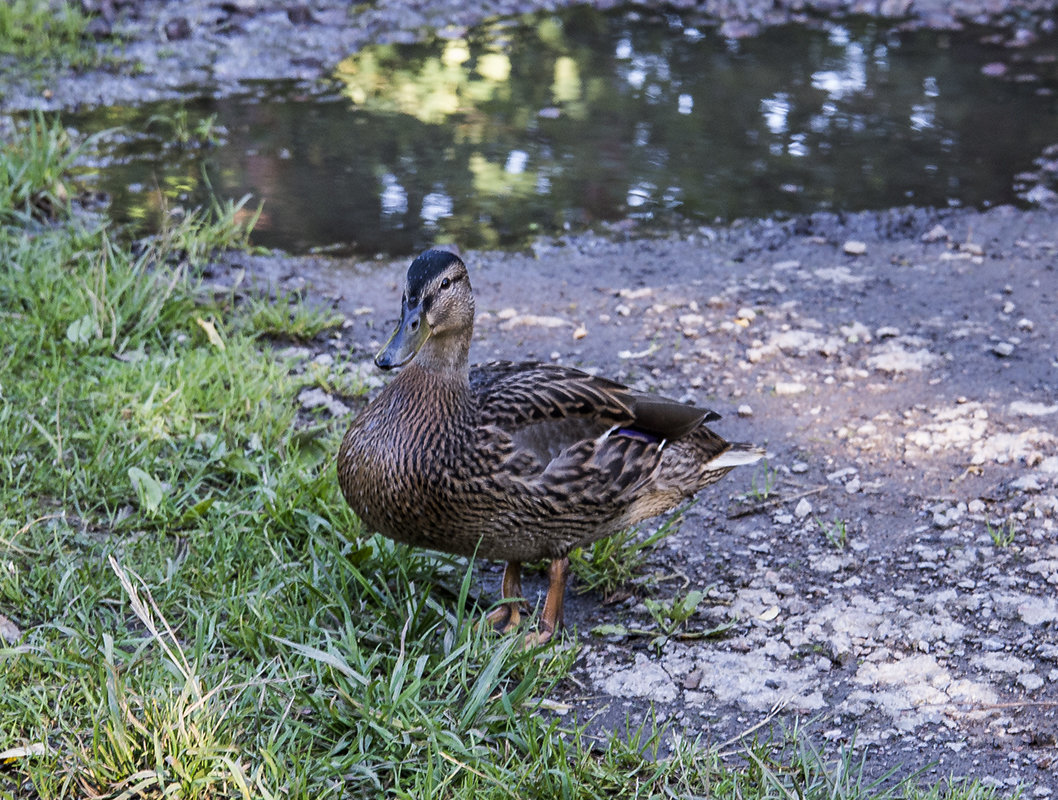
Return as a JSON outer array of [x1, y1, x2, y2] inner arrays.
[[568, 507, 688, 598], [1, 112, 98, 222], [817, 517, 848, 550], [985, 517, 1017, 548], [239, 289, 346, 342], [0, 0, 100, 68], [0, 117, 1022, 798]]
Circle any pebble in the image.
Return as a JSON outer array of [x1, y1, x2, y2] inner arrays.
[[791, 461, 809, 474], [298, 387, 350, 416], [921, 224, 950, 242], [840, 321, 871, 342], [737, 404, 754, 417], [826, 467, 858, 482], [1018, 597, 1058, 625], [843, 240, 867, 255], [1018, 673, 1045, 691], [993, 342, 1015, 357], [775, 381, 807, 396], [573, 324, 588, 340], [0, 613, 20, 645], [1008, 401, 1058, 417], [866, 343, 938, 373], [164, 16, 192, 40], [736, 307, 757, 322], [794, 498, 813, 519], [1017, 318, 1034, 331], [1011, 475, 1041, 492]]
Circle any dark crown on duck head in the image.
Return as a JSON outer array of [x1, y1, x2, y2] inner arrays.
[[406, 249, 466, 304]]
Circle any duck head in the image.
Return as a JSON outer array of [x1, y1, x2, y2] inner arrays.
[[375, 249, 475, 371]]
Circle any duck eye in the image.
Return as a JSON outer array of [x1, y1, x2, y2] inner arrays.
[[440, 277, 451, 290]]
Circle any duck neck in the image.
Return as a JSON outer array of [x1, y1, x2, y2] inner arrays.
[[412, 328, 473, 378]]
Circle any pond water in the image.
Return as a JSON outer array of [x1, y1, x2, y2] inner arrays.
[[66, 6, 1058, 256]]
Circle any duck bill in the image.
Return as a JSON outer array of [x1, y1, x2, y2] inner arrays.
[[375, 306, 431, 370]]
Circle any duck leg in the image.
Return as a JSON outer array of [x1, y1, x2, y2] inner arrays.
[[485, 561, 527, 632], [526, 557, 569, 646]]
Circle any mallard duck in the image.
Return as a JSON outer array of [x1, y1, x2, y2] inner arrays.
[[338, 249, 763, 643]]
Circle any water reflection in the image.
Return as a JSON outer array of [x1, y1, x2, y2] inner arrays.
[[65, 7, 1058, 255]]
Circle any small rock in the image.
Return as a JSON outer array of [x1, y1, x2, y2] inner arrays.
[[775, 381, 807, 396], [992, 341, 1015, 357], [287, 4, 314, 24], [572, 324, 588, 340], [683, 668, 703, 689], [500, 314, 569, 330], [867, 342, 938, 373], [164, 16, 192, 40], [596, 653, 678, 703], [843, 240, 867, 255], [1019, 597, 1058, 625], [736, 307, 757, 322], [1017, 318, 1035, 331], [840, 321, 871, 343], [0, 613, 20, 644], [1008, 400, 1058, 417], [921, 224, 950, 243], [875, 326, 900, 339], [298, 387, 351, 417], [794, 498, 813, 519], [1019, 673, 1045, 691], [1011, 475, 1042, 492], [826, 467, 857, 482], [791, 461, 809, 474], [737, 404, 754, 417]]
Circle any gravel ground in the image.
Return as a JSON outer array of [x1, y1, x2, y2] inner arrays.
[[216, 202, 1058, 791]]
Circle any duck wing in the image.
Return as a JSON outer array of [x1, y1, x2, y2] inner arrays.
[[469, 361, 717, 467]]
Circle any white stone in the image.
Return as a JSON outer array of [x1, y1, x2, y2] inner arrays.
[[866, 342, 939, 373], [596, 653, 677, 703], [971, 653, 1033, 674], [297, 387, 351, 417], [775, 381, 807, 396], [1019, 596, 1058, 625], [1009, 401, 1058, 417], [1018, 673, 1045, 691]]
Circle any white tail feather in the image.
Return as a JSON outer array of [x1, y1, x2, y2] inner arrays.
[[707, 445, 766, 469]]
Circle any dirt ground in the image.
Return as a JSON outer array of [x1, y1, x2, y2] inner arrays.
[[11, 0, 1058, 792], [218, 202, 1058, 791]]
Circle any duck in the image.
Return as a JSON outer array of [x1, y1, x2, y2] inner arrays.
[[337, 248, 764, 643]]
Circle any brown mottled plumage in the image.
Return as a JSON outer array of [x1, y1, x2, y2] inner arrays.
[[338, 249, 763, 642]]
